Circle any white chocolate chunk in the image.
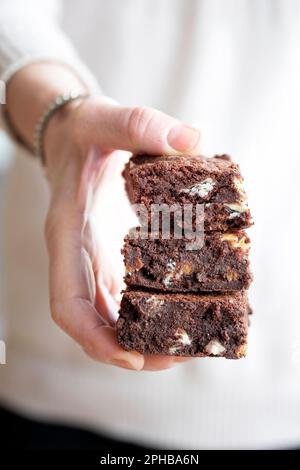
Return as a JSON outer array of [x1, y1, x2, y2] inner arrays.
[[163, 274, 173, 287], [224, 201, 248, 214], [205, 339, 226, 356], [229, 211, 241, 219], [169, 329, 192, 354], [166, 259, 176, 271], [142, 295, 165, 317], [174, 328, 192, 346], [163, 259, 177, 287], [233, 177, 246, 199], [180, 178, 214, 198], [145, 296, 164, 307]]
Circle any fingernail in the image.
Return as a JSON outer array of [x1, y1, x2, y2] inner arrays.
[[174, 357, 191, 363], [110, 352, 144, 371], [167, 125, 200, 152], [110, 358, 136, 370]]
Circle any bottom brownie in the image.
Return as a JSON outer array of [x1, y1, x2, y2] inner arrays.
[[117, 290, 248, 359]]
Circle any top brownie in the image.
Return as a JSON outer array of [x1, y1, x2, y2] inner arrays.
[[123, 154, 247, 207]]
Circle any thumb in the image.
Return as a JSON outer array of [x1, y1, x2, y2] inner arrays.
[[84, 97, 201, 155]]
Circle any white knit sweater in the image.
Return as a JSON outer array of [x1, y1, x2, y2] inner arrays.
[[1, 0, 300, 449]]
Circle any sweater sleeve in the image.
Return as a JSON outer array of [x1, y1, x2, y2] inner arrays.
[[0, 0, 101, 144]]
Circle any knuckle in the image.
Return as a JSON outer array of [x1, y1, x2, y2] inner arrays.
[[82, 340, 96, 359], [44, 211, 55, 244], [127, 106, 155, 144], [68, 99, 91, 148], [49, 298, 64, 327], [81, 328, 100, 361]]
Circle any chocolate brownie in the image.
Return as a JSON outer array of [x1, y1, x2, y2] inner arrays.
[[202, 201, 252, 231], [123, 154, 252, 231], [123, 153, 246, 203], [133, 200, 252, 233], [123, 229, 252, 292], [117, 290, 248, 359]]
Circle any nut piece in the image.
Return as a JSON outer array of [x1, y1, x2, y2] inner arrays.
[[220, 233, 250, 252], [226, 270, 239, 281], [179, 178, 214, 198], [125, 257, 144, 275], [235, 343, 247, 358], [180, 262, 194, 275], [174, 262, 194, 280], [204, 339, 226, 356], [164, 260, 194, 285]]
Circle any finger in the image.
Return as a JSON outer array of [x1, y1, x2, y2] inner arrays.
[[143, 355, 192, 371], [47, 147, 117, 324], [46, 208, 144, 370], [95, 274, 120, 326], [83, 98, 201, 155]]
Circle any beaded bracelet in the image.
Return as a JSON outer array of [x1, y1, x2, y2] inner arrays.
[[33, 91, 89, 165]]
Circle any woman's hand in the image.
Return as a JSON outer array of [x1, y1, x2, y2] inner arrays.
[[44, 96, 201, 371], [6, 62, 201, 371]]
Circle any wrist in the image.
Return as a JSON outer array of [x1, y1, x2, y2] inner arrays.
[[42, 95, 86, 167], [6, 62, 88, 151], [42, 98, 84, 173]]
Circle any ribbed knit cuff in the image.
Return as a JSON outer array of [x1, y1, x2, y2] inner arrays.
[[0, 55, 101, 157], [0, 0, 101, 153]]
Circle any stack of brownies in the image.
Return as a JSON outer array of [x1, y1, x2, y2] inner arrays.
[[117, 154, 253, 359]]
